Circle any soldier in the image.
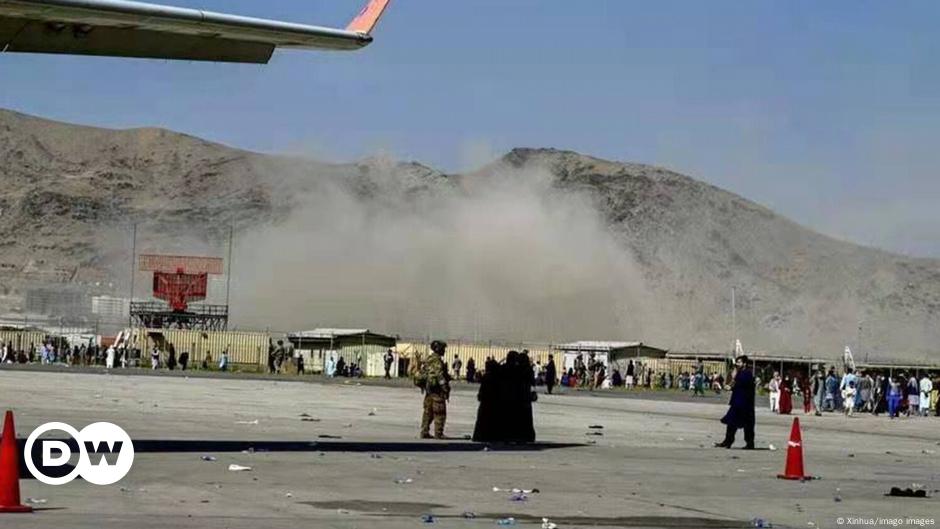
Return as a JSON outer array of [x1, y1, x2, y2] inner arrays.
[[419, 340, 451, 439]]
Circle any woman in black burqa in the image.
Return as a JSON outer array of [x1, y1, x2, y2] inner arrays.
[[472, 351, 536, 443]]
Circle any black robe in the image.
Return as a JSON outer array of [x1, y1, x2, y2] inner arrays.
[[721, 368, 755, 428]]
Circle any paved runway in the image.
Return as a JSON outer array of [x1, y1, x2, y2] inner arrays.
[[1, 369, 937, 528]]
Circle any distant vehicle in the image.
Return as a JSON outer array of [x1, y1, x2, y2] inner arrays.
[[0, 0, 390, 63]]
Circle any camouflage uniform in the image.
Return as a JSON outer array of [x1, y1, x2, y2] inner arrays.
[[420, 343, 450, 439]]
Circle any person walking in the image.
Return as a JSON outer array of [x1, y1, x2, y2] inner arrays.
[[418, 341, 450, 439], [105, 345, 116, 370], [768, 372, 781, 413], [384, 348, 395, 379], [919, 373, 933, 417], [219, 349, 229, 372], [544, 354, 557, 395], [451, 354, 462, 381], [150, 346, 160, 370], [840, 369, 858, 417], [887, 376, 903, 418], [715, 355, 756, 450], [465, 357, 476, 383]]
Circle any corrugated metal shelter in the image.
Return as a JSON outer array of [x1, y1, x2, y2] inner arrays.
[[287, 328, 397, 377], [0, 327, 46, 352], [128, 328, 270, 366], [396, 340, 555, 380], [553, 341, 668, 374]]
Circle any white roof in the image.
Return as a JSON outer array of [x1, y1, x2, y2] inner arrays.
[[290, 328, 370, 339], [554, 341, 643, 352]]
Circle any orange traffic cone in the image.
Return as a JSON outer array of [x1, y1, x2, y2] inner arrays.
[[777, 417, 812, 480], [0, 411, 32, 513]]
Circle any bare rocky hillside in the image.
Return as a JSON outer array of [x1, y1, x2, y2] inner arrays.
[[1, 108, 937, 360]]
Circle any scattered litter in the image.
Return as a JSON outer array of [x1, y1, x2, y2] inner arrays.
[[462, 512, 477, 519], [241, 448, 255, 454], [676, 437, 685, 441], [493, 487, 540, 494], [342, 423, 353, 428], [496, 518, 516, 526], [541, 518, 557, 529], [886, 487, 928, 498], [768, 444, 777, 451], [285, 492, 293, 498], [25, 498, 47, 505], [922, 449, 936, 455], [736, 469, 747, 473], [235, 419, 259, 425], [847, 454, 855, 458], [200, 500, 210, 503], [833, 488, 842, 503], [318, 435, 342, 439], [421, 514, 435, 524], [301, 417, 321, 422], [588, 425, 604, 429], [200, 455, 217, 462], [299, 413, 312, 417], [394, 477, 414, 484], [585, 440, 597, 445], [368, 408, 377, 416], [93, 394, 102, 399], [227, 464, 252, 472], [509, 493, 527, 502], [751, 518, 773, 528], [337, 509, 350, 515], [585, 432, 603, 437], [370, 454, 383, 459]]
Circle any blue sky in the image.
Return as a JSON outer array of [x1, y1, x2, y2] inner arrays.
[[2, 1, 939, 256]]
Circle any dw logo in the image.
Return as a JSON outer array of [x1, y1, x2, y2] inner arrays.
[[24, 422, 134, 486]]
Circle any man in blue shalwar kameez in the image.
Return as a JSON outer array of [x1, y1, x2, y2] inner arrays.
[[716, 355, 756, 450]]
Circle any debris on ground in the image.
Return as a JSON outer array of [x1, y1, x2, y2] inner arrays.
[[200, 455, 217, 462], [25, 498, 47, 505], [541, 518, 557, 529], [886, 487, 928, 498], [227, 464, 252, 472], [496, 518, 516, 526], [509, 493, 527, 502], [493, 487, 540, 494], [585, 432, 603, 436], [235, 419, 259, 425], [342, 423, 353, 428], [370, 454, 383, 459], [394, 477, 414, 484], [768, 444, 777, 451], [833, 488, 842, 502], [751, 518, 773, 528], [462, 512, 477, 519], [421, 514, 435, 523], [318, 435, 342, 439], [588, 425, 604, 429], [301, 417, 321, 422], [368, 408, 377, 416], [285, 492, 293, 498]]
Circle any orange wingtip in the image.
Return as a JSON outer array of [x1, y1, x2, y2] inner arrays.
[[347, 0, 391, 35]]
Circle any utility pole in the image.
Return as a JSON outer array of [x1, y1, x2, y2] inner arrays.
[[731, 287, 736, 355], [128, 223, 137, 330]]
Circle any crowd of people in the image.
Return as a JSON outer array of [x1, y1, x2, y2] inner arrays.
[[762, 367, 939, 418]]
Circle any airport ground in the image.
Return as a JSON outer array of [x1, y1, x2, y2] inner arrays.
[[0, 368, 938, 529]]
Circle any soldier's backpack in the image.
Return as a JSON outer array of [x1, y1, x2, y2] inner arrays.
[[410, 350, 428, 388]]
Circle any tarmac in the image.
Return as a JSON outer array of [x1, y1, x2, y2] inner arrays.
[[0, 368, 938, 529]]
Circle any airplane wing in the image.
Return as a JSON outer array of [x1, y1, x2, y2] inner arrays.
[[0, 0, 391, 63]]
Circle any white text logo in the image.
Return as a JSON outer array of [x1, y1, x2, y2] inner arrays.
[[24, 422, 134, 485]]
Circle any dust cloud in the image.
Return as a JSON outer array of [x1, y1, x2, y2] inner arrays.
[[230, 162, 654, 343]]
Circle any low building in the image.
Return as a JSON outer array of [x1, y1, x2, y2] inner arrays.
[[553, 341, 668, 374], [287, 328, 397, 377]]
